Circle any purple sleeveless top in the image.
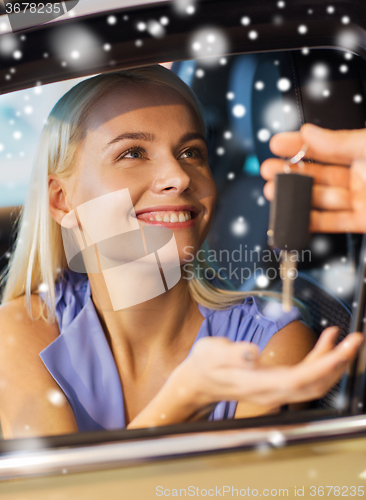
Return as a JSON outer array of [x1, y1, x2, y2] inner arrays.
[[39, 271, 301, 431]]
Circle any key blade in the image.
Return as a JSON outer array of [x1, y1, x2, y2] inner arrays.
[[280, 251, 296, 312]]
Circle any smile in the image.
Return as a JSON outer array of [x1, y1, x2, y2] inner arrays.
[[138, 211, 192, 223], [134, 206, 198, 228]]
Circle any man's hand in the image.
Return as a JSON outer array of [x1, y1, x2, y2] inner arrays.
[[260, 123, 366, 233]]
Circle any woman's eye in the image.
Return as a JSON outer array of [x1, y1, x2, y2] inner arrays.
[[180, 148, 203, 159], [121, 149, 144, 159]]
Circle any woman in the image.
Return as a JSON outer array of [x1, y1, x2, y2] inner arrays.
[[0, 66, 362, 439]]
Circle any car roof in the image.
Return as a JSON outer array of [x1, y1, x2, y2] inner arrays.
[[1, 0, 366, 94]]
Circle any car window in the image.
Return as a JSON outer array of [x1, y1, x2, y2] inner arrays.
[[0, 0, 365, 446], [0, 46, 362, 442]]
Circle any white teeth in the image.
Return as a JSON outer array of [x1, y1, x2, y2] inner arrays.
[[143, 211, 194, 222]]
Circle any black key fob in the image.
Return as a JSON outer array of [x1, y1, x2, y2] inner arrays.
[[268, 173, 313, 252]]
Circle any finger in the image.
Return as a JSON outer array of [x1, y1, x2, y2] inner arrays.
[[301, 332, 363, 380], [235, 333, 363, 406], [263, 182, 351, 209], [269, 131, 304, 159], [237, 342, 260, 367], [312, 185, 351, 210], [287, 333, 363, 402], [270, 125, 366, 166], [210, 339, 260, 368], [303, 326, 339, 362], [310, 209, 366, 233], [260, 158, 349, 187], [263, 180, 274, 201], [300, 124, 366, 166]]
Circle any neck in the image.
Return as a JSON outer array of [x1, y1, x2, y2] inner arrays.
[[88, 271, 204, 376]]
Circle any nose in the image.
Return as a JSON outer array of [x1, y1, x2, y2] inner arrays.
[[151, 156, 191, 195]]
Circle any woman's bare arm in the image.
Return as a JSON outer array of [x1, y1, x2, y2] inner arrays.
[[0, 296, 78, 439]]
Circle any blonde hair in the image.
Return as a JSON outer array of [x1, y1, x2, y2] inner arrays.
[[1, 65, 290, 322]]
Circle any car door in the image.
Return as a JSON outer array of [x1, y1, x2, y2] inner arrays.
[[1, 0, 366, 498]]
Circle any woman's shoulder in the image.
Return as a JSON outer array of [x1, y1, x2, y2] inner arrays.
[[0, 296, 77, 438], [0, 294, 60, 356], [199, 295, 302, 348]]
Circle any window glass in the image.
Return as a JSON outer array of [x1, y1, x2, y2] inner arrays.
[[0, 48, 362, 440]]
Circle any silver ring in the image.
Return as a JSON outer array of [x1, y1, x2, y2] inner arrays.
[[289, 143, 309, 165]]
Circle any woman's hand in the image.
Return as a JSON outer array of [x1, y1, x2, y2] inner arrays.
[[185, 327, 363, 408], [127, 328, 363, 429], [260, 124, 366, 233]]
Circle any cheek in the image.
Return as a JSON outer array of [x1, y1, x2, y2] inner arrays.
[[200, 173, 218, 219], [68, 165, 151, 210]]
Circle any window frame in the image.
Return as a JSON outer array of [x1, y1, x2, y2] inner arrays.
[[1, 0, 366, 481]]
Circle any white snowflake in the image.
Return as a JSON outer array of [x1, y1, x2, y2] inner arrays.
[[277, 78, 291, 91], [147, 20, 165, 38], [257, 129, 271, 142], [107, 15, 117, 25], [137, 22, 146, 31], [231, 216, 248, 236], [232, 104, 246, 117], [312, 63, 329, 79], [189, 28, 229, 66], [298, 25, 308, 34], [256, 275, 269, 288]]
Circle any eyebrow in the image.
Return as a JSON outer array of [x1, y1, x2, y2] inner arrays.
[[104, 132, 155, 151], [104, 131, 206, 152]]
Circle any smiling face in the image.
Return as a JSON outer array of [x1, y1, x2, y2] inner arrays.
[[57, 82, 218, 264]]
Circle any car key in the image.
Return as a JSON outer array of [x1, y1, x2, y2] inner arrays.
[[267, 146, 313, 312]]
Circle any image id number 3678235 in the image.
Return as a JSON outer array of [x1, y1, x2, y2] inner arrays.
[[5, 3, 61, 14], [307, 486, 364, 496]]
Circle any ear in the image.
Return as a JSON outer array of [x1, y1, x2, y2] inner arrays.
[[48, 175, 71, 225]]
